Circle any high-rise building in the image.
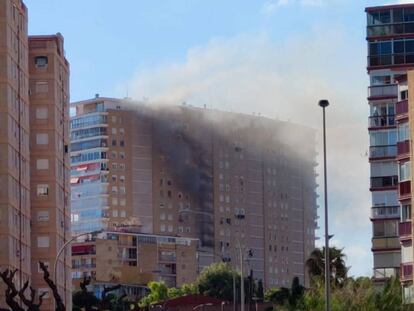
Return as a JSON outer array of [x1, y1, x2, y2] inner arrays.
[[70, 97, 318, 291], [365, 3, 414, 290], [28, 34, 71, 309], [0, 1, 71, 310]]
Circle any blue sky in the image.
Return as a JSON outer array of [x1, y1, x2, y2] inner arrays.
[[25, 0, 408, 277]]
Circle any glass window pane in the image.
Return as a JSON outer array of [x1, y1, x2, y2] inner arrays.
[[405, 23, 414, 33], [394, 41, 404, 53], [370, 43, 379, 55], [405, 8, 414, 22], [406, 40, 414, 53], [393, 9, 403, 22], [380, 41, 392, 54], [380, 11, 391, 23]]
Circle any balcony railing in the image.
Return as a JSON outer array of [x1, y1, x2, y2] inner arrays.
[[373, 267, 398, 280], [401, 263, 413, 281], [372, 237, 401, 250], [368, 84, 398, 99], [369, 145, 397, 159], [370, 176, 398, 189], [371, 206, 400, 219], [397, 140, 410, 156], [368, 54, 414, 68], [369, 115, 396, 128], [400, 221, 412, 237], [397, 100, 408, 115], [400, 180, 411, 197]]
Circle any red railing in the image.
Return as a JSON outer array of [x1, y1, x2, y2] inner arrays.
[[397, 140, 410, 156], [400, 221, 412, 237], [400, 180, 411, 197], [397, 100, 408, 115], [401, 263, 413, 281]]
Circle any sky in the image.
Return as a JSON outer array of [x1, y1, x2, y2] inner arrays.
[[24, 0, 412, 277]]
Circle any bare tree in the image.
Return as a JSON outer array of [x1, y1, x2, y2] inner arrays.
[[38, 262, 65, 311]]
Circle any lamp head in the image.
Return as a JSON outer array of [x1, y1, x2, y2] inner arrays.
[[319, 100, 329, 108]]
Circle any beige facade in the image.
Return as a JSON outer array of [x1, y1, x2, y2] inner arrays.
[[28, 34, 71, 309], [71, 98, 317, 291], [0, 1, 31, 307], [0, 1, 71, 310], [72, 232, 198, 299]]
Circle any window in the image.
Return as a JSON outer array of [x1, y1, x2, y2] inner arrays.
[[119, 128, 125, 135], [112, 140, 117, 146], [111, 186, 118, 194], [111, 128, 117, 134], [400, 161, 411, 182], [119, 186, 126, 194], [37, 211, 49, 221], [120, 140, 125, 147], [111, 151, 117, 159], [160, 224, 166, 232], [34, 56, 48, 68], [398, 122, 410, 141], [402, 204, 411, 221], [120, 175, 125, 183], [120, 211, 126, 218], [168, 225, 173, 232], [112, 198, 118, 206], [160, 213, 166, 220], [111, 116, 117, 123], [120, 152, 125, 159], [36, 159, 49, 170], [120, 199, 126, 206], [36, 133, 48, 145], [36, 107, 48, 119], [37, 184, 49, 196], [71, 213, 79, 222], [111, 175, 117, 182], [119, 163, 125, 170], [371, 75, 391, 85], [112, 210, 118, 217], [37, 236, 50, 248], [112, 163, 118, 170]]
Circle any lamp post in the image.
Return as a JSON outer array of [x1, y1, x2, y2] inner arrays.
[[319, 99, 330, 311], [53, 230, 102, 286]]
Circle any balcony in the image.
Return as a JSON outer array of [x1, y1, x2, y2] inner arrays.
[[369, 145, 397, 160], [373, 267, 398, 281], [396, 100, 408, 117], [400, 221, 412, 239], [371, 206, 400, 219], [397, 140, 410, 158], [399, 180, 411, 199], [372, 237, 401, 250], [368, 54, 414, 69], [370, 175, 398, 190], [368, 84, 398, 100], [401, 263, 413, 282], [368, 114, 396, 129]]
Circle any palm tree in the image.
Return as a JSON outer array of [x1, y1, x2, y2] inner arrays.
[[306, 247, 348, 286]]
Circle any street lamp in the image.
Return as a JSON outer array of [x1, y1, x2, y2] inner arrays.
[[318, 99, 330, 311], [53, 229, 103, 286]]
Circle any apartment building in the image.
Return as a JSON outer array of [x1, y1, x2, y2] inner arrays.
[[0, 1, 71, 309], [71, 231, 198, 299], [366, 4, 414, 292], [28, 34, 71, 309], [70, 97, 317, 291]]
